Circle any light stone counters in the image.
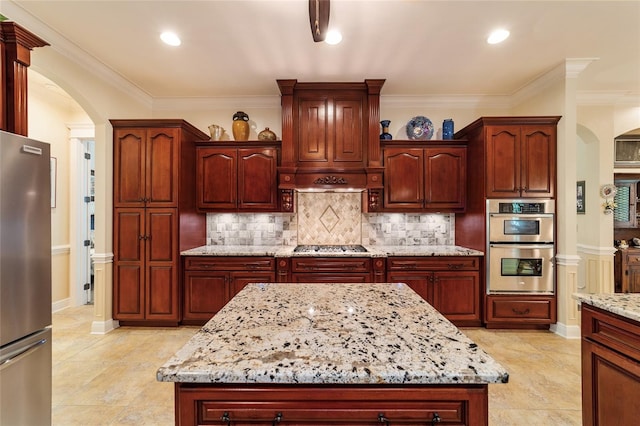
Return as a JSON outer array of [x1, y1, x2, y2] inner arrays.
[[181, 244, 482, 257], [157, 283, 508, 385], [573, 293, 640, 323]]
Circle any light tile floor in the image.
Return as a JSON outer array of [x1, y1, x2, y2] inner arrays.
[[52, 306, 582, 425]]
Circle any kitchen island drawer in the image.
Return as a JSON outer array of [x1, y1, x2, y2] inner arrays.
[[184, 256, 275, 271], [387, 256, 480, 271]]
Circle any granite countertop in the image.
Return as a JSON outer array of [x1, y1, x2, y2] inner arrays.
[[573, 293, 640, 323], [157, 283, 508, 385], [181, 245, 483, 257]]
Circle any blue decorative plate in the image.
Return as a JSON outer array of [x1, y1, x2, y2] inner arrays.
[[406, 116, 434, 140]]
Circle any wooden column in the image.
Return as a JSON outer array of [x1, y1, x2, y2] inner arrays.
[[0, 21, 49, 136]]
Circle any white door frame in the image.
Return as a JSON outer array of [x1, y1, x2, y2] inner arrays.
[[69, 124, 95, 306]]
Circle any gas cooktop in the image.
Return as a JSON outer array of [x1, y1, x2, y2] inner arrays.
[[293, 245, 368, 254]]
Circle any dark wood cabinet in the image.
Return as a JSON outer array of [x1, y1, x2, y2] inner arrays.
[[277, 257, 386, 283], [614, 248, 640, 293], [182, 256, 276, 325], [484, 295, 556, 328], [382, 142, 467, 212], [111, 119, 208, 325], [386, 257, 482, 326], [196, 143, 279, 212], [485, 124, 556, 198], [581, 303, 640, 426], [176, 384, 488, 425]]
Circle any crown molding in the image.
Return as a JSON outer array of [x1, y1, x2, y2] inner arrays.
[[1, 1, 152, 109], [380, 94, 511, 109], [152, 96, 281, 111]]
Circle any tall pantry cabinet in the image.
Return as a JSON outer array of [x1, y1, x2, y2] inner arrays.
[[111, 119, 208, 325]]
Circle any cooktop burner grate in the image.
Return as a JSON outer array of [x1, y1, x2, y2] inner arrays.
[[293, 245, 368, 253]]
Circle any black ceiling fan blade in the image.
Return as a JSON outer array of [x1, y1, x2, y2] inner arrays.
[[309, 0, 330, 42]]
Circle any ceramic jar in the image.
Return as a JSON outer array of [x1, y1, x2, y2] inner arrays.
[[380, 120, 392, 140], [442, 119, 454, 140], [232, 111, 250, 141], [258, 127, 277, 141]]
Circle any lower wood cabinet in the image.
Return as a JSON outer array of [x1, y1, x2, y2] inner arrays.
[[175, 383, 488, 425], [182, 256, 275, 325], [614, 248, 640, 293], [386, 256, 482, 326], [484, 294, 556, 329], [113, 208, 180, 325], [581, 303, 640, 426]]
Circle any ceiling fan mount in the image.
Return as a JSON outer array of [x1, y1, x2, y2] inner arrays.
[[309, 0, 330, 42]]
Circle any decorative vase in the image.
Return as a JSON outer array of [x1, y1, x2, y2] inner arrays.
[[380, 120, 392, 140], [208, 124, 225, 141], [442, 119, 454, 140], [258, 127, 277, 141], [232, 111, 250, 141]]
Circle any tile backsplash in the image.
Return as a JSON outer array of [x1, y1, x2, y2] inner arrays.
[[206, 192, 454, 246]]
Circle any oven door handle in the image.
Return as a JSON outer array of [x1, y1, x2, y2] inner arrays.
[[489, 243, 555, 250], [489, 213, 554, 218]]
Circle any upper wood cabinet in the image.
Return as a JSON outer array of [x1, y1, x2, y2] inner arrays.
[[382, 141, 467, 212], [113, 126, 181, 207], [196, 143, 280, 212], [484, 123, 557, 198]]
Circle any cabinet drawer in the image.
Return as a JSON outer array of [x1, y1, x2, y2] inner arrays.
[[387, 256, 480, 271], [291, 257, 371, 272], [626, 253, 640, 265], [582, 304, 640, 362], [486, 296, 554, 322], [184, 256, 275, 271]]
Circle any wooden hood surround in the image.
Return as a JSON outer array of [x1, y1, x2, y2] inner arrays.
[[277, 79, 385, 212], [0, 21, 49, 136]]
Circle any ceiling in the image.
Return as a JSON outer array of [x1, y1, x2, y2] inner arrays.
[[3, 0, 640, 103]]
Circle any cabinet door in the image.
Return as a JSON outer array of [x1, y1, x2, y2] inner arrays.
[[113, 208, 145, 320], [230, 271, 276, 298], [145, 209, 179, 320], [485, 125, 521, 198], [520, 125, 555, 197], [613, 180, 637, 228], [238, 148, 278, 210], [626, 262, 640, 293], [424, 147, 466, 211], [298, 97, 328, 164], [197, 148, 237, 209], [146, 127, 179, 207], [383, 148, 424, 210], [183, 271, 229, 323], [114, 128, 146, 207], [333, 96, 364, 163], [386, 271, 432, 304], [432, 271, 480, 325]]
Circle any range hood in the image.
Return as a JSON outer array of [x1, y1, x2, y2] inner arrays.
[[276, 79, 385, 211]]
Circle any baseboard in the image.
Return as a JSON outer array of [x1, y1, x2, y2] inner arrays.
[[550, 321, 581, 339], [90, 319, 119, 335], [52, 298, 70, 313]]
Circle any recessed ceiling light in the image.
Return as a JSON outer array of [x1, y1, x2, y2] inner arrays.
[[160, 31, 181, 46], [325, 29, 342, 45], [487, 29, 510, 44]]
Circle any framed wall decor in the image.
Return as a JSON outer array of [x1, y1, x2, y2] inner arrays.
[[577, 180, 585, 214]]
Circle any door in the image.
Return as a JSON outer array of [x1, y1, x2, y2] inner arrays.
[[183, 272, 229, 322], [146, 127, 179, 206], [485, 125, 521, 198], [238, 148, 278, 210], [488, 243, 555, 293], [383, 148, 424, 209], [113, 128, 146, 206], [113, 208, 145, 319], [432, 271, 480, 322], [521, 125, 555, 197], [145, 208, 179, 320], [298, 97, 328, 164], [424, 147, 466, 210], [197, 148, 237, 209]]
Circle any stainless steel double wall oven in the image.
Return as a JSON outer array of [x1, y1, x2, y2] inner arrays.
[[486, 199, 555, 294]]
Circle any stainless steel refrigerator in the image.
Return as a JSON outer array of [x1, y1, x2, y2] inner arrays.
[[0, 130, 52, 425]]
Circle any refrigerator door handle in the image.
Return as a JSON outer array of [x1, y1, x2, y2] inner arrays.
[[0, 338, 47, 371], [21, 145, 43, 155]]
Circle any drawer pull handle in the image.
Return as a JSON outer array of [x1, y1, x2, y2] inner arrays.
[[447, 263, 463, 269], [273, 412, 283, 425], [377, 412, 441, 425], [221, 412, 230, 426], [378, 413, 390, 425], [400, 264, 417, 270], [432, 412, 442, 424], [512, 308, 531, 315]]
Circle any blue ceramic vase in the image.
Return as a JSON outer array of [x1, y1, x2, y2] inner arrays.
[[380, 120, 393, 140]]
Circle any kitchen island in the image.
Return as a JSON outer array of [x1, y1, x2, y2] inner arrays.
[[158, 283, 508, 425], [573, 293, 640, 425]]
